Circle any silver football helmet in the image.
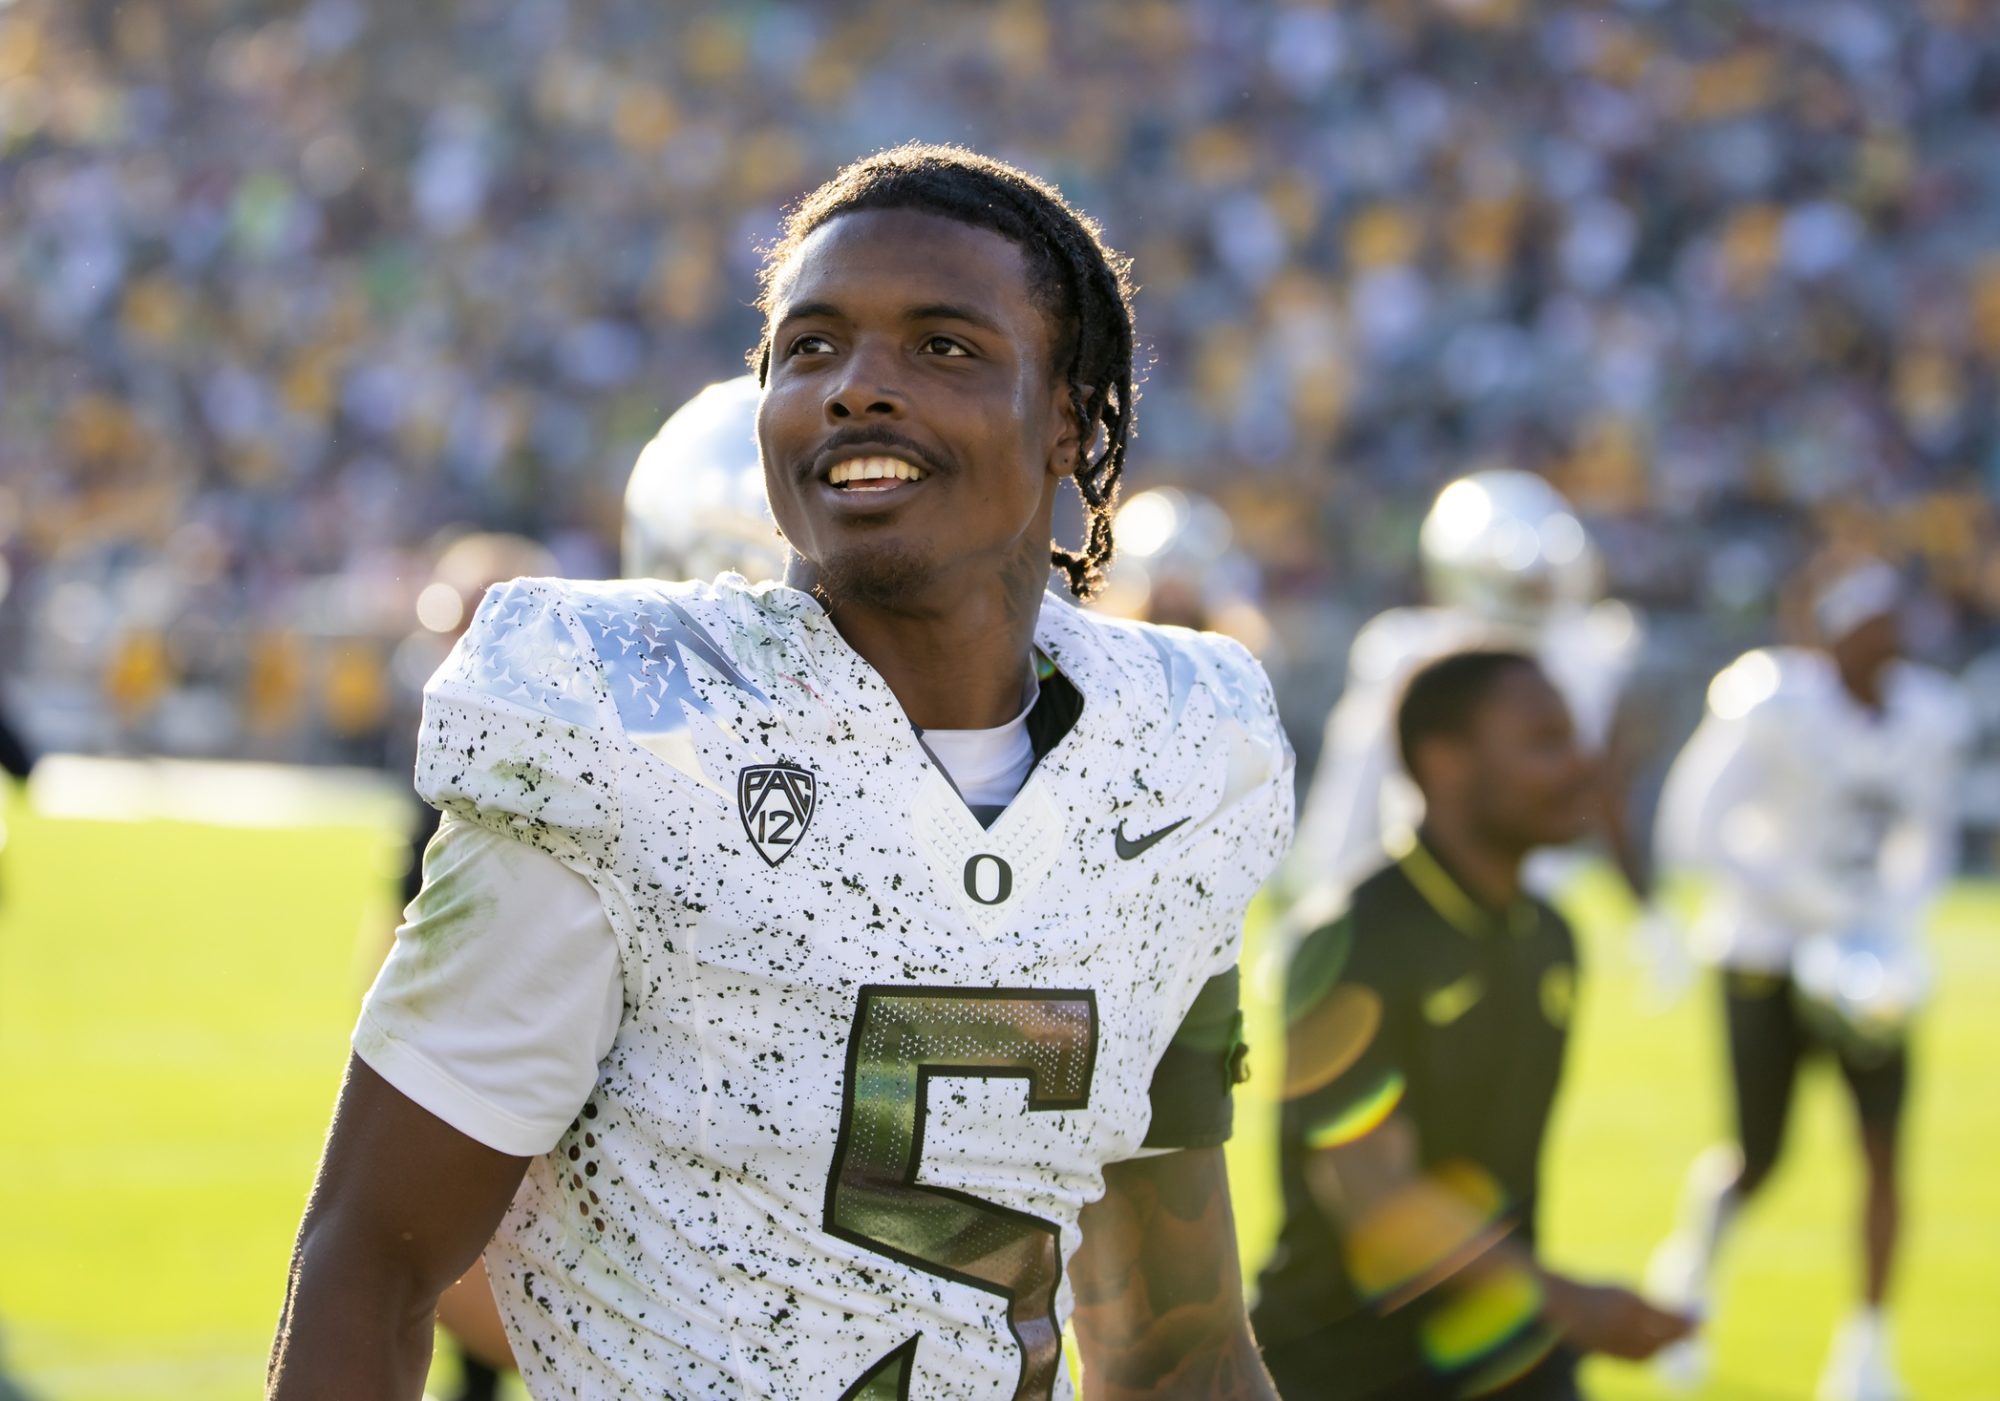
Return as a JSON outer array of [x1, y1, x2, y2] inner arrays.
[[622, 376, 788, 584], [1101, 487, 1263, 637], [1419, 470, 1601, 626]]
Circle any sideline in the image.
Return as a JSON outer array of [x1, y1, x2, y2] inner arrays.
[[22, 754, 408, 830]]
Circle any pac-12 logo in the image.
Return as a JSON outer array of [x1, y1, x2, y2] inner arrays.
[[738, 763, 816, 867]]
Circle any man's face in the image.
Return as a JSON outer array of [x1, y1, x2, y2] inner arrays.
[[1459, 667, 1596, 851], [1831, 610, 1902, 684], [757, 208, 1077, 606]]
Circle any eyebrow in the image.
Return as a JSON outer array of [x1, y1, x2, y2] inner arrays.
[[905, 302, 1006, 336], [773, 300, 844, 327], [773, 299, 1005, 337]]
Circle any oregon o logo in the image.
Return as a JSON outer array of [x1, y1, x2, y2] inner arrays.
[[963, 854, 1014, 906]]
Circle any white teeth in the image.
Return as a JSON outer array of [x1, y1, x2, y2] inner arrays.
[[829, 456, 927, 486]]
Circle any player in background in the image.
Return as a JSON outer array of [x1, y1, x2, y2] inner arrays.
[[1284, 474, 1665, 958], [1254, 650, 1693, 1398], [1093, 486, 1271, 647], [0, 571, 36, 1401], [0, 685, 32, 890], [270, 144, 1293, 1400], [1644, 558, 1971, 1401], [623, 374, 790, 586]]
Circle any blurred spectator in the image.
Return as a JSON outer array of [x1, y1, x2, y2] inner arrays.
[[0, 0, 1997, 764]]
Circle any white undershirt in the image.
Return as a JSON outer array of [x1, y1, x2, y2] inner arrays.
[[916, 675, 1039, 807], [357, 675, 1045, 1153]]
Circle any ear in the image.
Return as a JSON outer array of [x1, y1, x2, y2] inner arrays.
[[1045, 377, 1085, 483]]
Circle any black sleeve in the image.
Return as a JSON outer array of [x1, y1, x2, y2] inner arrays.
[[1141, 965, 1248, 1151], [0, 705, 33, 781], [1284, 913, 1413, 1152]]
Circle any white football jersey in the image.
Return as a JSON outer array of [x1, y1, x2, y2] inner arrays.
[[414, 575, 1292, 1399], [1286, 601, 1641, 896], [1655, 647, 1971, 971]]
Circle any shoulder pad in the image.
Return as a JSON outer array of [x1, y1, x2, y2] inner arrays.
[[1348, 607, 1463, 687], [1577, 599, 1645, 660], [1137, 623, 1295, 811], [1704, 647, 1815, 723], [418, 577, 620, 853], [554, 577, 777, 737], [1893, 663, 1975, 743], [429, 577, 610, 729], [1135, 622, 1286, 746]]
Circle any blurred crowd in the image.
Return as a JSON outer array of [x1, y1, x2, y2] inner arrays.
[[3, 0, 2000, 764]]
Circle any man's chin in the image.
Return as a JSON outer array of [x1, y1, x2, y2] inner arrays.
[[1532, 815, 1593, 850], [811, 538, 940, 611]]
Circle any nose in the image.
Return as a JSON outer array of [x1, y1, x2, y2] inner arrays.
[[823, 343, 907, 423]]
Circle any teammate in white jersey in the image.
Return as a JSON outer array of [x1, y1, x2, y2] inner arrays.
[[624, 374, 788, 586], [1645, 560, 1971, 1401], [1287, 472, 1648, 907], [269, 144, 1294, 1401]]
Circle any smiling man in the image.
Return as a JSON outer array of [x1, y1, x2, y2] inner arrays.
[[268, 146, 1293, 1400]]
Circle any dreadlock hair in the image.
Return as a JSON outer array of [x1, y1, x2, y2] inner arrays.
[[751, 143, 1137, 600]]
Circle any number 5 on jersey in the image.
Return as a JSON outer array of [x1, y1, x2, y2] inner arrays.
[[826, 987, 1099, 1401]]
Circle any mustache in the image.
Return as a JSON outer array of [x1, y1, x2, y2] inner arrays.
[[806, 428, 951, 480]]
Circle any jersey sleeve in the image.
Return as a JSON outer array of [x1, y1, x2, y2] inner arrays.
[[1139, 966, 1247, 1150], [1283, 911, 1412, 1152], [416, 577, 623, 867], [1655, 664, 1850, 931], [355, 816, 624, 1155], [1192, 632, 1298, 977], [1877, 670, 1975, 930]]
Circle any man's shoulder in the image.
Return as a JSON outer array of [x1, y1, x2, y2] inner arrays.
[[547, 573, 811, 647], [1287, 862, 1432, 993], [439, 573, 808, 724], [1703, 646, 1825, 727], [1046, 597, 1280, 740], [1889, 660, 1974, 743]]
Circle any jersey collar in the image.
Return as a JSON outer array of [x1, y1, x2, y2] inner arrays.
[[1394, 834, 1538, 940]]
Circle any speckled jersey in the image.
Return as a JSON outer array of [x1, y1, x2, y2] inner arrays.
[[417, 575, 1294, 1399]]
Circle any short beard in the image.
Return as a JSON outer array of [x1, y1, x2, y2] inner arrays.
[[811, 537, 939, 614]]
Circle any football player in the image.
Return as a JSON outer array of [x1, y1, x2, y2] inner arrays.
[[1286, 472, 1650, 913], [269, 144, 1294, 1399], [1645, 559, 1971, 1401], [623, 374, 788, 585], [1255, 650, 1693, 1398], [1095, 486, 1269, 645]]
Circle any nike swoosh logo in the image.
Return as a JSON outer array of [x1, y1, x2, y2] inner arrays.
[[1422, 974, 1485, 1027], [1115, 816, 1190, 860]]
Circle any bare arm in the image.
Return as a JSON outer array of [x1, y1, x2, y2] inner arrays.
[[266, 1055, 531, 1400], [1307, 1114, 1691, 1362], [1069, 1148, 1278, 1400]]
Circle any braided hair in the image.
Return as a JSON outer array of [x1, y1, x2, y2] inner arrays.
[[752, 143, 1137, 600]]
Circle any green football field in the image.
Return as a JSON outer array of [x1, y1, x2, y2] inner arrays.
[[1, 784, 1995, 1399]]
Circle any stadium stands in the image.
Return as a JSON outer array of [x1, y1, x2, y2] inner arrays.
[[1, 0, 1997, 763]]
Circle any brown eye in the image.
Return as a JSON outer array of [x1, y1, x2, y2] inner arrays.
[[922, 335, 970, 357], [788, 334, 835, 357]]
